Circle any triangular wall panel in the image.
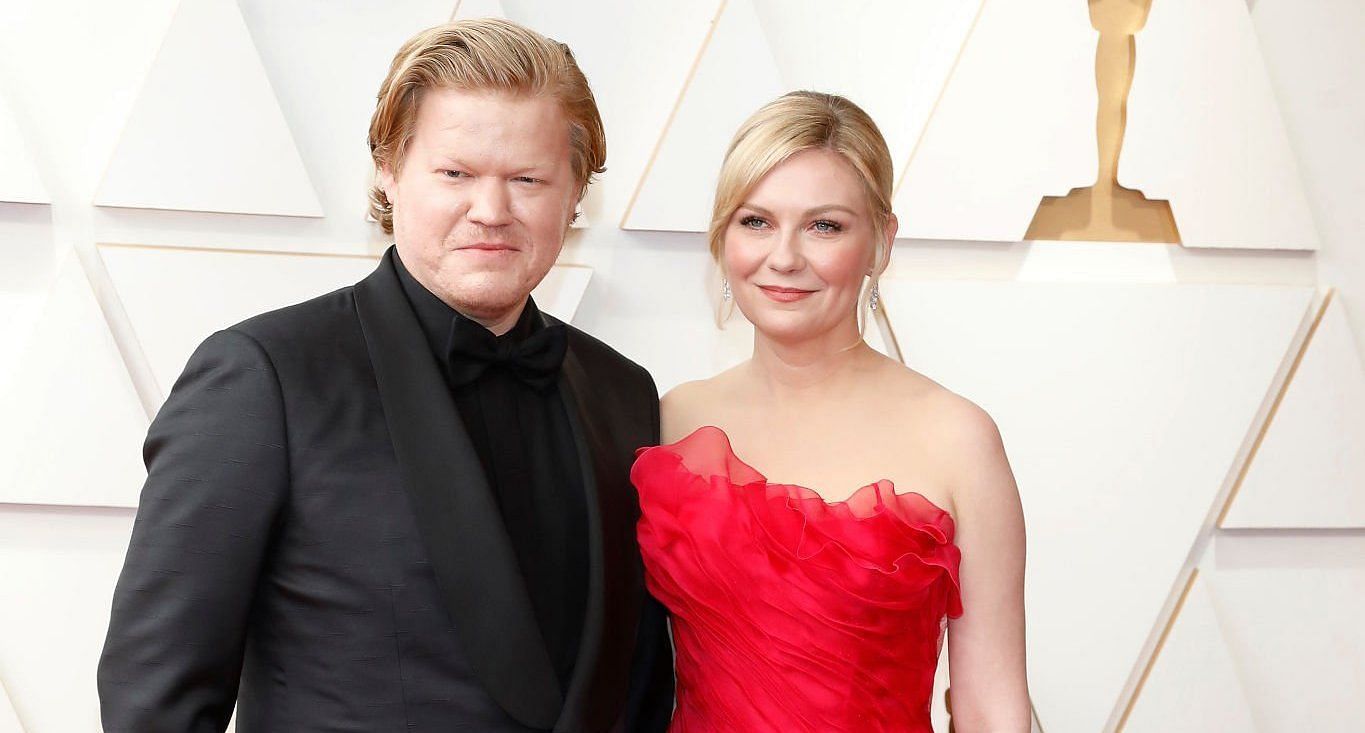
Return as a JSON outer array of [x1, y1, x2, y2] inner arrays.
[[878, 278, 1312, 732], [624, 0, 979, 232], [0, 253, 148, 507], [94, 0, 323, 217], [1120, 572, 1256, 732], [451, 0, 505, 20], [98, 245, 383, 402], [0, 92, 47, 204], [98, 244, 595, 406], [0, 509, 136, 733], [1209, 560, 1365, 731], [0, 0, 179, 200], [623, 0, 776, 232], [1120, 0, 1318, 249], [0, 674, 23, 733], [233, 0, 457, 234], [0, 285, 53, 396], [1222, 295, 1365, 527], [751, 0, 981, 183], [892, 0, 1097, 241], [533, 264, 593, 324]]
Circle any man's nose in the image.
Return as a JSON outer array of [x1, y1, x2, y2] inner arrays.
[[466, 178, 514, 227]]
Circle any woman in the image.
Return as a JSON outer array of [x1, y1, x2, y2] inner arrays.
[[631, 92, 1031, 731]]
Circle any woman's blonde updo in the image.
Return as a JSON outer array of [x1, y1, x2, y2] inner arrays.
[[708, 91, 895, 323]]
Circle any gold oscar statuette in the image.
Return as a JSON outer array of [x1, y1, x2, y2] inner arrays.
[[1026, 0, 1181, 243]]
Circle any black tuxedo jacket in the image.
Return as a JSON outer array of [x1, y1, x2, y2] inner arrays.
[[97, 249, 674, 732]]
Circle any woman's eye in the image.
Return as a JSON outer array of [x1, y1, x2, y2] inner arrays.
[[739, 215, 768, 229], [812, 219, 843, 234]]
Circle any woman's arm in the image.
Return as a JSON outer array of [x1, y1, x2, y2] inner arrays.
[[943, 401, 1032, 732]]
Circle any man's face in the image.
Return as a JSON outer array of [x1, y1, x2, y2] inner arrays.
[[381, 87, 579, 333]]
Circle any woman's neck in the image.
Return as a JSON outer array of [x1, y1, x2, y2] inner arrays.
[[748, 320, 879, 400]]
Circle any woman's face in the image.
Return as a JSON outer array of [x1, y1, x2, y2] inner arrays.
[[722, 148, 891, 345]]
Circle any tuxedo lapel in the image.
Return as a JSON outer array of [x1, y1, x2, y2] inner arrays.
[[354, 250, 562, 729], [554, 337, 644, 733]]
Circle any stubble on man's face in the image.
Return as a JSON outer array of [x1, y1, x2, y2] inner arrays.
[[381, 87, 579, 334]]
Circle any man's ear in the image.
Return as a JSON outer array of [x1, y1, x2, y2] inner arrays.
[[378, 162, 397, 202], [568, 184, 586, 226], [562, 182, 584, 229]]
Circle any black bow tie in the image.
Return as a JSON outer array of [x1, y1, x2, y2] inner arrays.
[[445, 314, 568, 391]]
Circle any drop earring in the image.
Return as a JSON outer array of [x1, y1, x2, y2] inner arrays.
[[868, 283, 880, 311], [722, 278, 732, 300]]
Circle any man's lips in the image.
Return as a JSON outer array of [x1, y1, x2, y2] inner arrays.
[[458, 243, 519, 252]]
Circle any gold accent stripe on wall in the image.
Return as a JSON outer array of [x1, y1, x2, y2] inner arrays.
[[891, 0, 990, 199], [1215, 287, 1336, 527], [95, 241, 384, 261], [619, 0, 728, 229], [1113, 567, 1201, 732]]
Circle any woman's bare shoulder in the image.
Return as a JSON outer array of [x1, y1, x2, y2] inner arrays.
[[901, 377, 1013, 519], [882, 362, 1004, 461], [659, 363, 750, 443]]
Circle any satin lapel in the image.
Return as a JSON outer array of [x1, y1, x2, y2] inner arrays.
[[554, 339, 644, 733], [353, 251, 562, 729]]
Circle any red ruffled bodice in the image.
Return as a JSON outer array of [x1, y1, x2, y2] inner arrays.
[[632, 426, 963, 732]]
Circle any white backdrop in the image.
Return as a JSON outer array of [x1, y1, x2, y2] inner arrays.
[[1, 1, 1362, 731]]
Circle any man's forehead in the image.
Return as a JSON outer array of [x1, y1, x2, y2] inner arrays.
[[418, 87, 558, 119], [413, 106, 566, 155]]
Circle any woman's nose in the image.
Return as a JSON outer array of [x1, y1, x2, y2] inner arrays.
[[766, 228, 804, 272]]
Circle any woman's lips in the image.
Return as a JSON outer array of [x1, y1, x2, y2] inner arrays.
[[757, 285, 816, 302]]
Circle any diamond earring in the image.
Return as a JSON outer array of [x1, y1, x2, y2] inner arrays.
[[868, 283, 880, 311], [722, 278, 732, 300]]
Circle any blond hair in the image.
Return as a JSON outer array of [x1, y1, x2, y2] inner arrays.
[[708, 91, 894, 324], [367, 18, 606, 232]]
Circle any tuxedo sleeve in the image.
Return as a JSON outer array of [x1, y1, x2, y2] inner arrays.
[[624, 594, 676, 733], [625, 376, 675, 733], [97, 329, 289, 733]]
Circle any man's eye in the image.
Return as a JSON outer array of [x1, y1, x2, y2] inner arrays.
[[441, 169, 468, 178], [513, 176, 543, 184], [739, 215, 768, 229], [812, 219, 843, 233]]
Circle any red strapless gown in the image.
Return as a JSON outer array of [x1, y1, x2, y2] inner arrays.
[[631, 426, 963, 732]]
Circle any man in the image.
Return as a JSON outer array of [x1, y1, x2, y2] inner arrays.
[[98, 19, 673, 732]]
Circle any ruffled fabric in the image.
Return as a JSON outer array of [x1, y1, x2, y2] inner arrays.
[[632, 426, 963, 733]]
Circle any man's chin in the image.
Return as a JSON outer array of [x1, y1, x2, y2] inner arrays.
[[443, 285, 529, 324]]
